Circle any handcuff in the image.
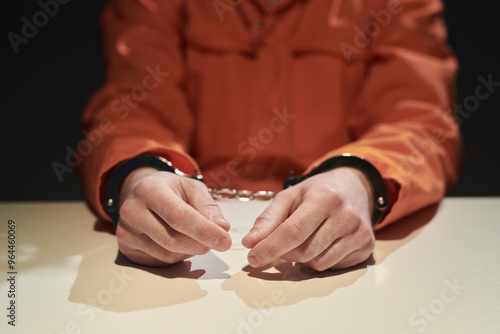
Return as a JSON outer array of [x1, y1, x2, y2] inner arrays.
[[104, 154, 388, 227], [103, 155, 203, 226]]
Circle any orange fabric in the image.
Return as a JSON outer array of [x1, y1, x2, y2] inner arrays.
[[79, 0, 462, 229]]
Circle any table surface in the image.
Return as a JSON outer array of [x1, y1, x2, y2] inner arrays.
[[0, 198, 499, 334]]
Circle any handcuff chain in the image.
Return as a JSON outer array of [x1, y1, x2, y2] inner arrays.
[[208, 188, 275, 201]]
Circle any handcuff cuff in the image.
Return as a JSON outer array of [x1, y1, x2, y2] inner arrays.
[[103, 155, 203, 226], [104, 154, 388, 227]]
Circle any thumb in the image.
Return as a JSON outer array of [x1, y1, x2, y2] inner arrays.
[[185, 182, 231, 232], [242, 191, 294, 248]]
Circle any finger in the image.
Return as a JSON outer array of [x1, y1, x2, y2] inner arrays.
[[183, 183, 231, 232], [246, 201, 326, 268], [120, 210, 212, 255], [119, 194, 212, 254], [122, 248, 190, 267], [329, 247, 373, 270], [280, 211, 360, 263], [116, 224, 193, 266], [306, 229, 374, 271], [280, 219, 331, 263], [145, 187, 232, 252], [242, 191, 295, 249]]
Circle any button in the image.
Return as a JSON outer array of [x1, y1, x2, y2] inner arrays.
[[255, 18, 265, 29]]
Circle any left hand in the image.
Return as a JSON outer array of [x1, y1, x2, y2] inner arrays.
[[241, 167, 375, 271]]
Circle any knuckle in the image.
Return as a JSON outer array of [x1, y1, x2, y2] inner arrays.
[[283, 222, 305, 244], [344, 204, 361, 219], [352, 218, 374, 244], [115, 225, 136, 246], [345, 210, 361, 226], [291, 244, 313, 263], [115, 225, 127, 241], [307, 258, 328, 272], [133, 178, 151, 196], [118, 199, 136, 221], [162, 205, 185, 226], [319, 185, 341, 201], [361, 231, 375, 251], [367, 235, 375, 250], [346, 250, 369, 268], [158, 231, 177, 250], [160, 252, 187, 265], [262, 245, 279, 259], [192, 179, 209, 191], [117, 239, 133, 255], [194, 246, 211, 255], [255, 210, 273, 223], [199, 201, 222, 217], [325, 187, 341, 201], [342, 209, 367, 234], [116, 238, 140, 262]]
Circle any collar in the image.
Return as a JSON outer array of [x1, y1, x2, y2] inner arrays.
[[249, 0, 307, 13]]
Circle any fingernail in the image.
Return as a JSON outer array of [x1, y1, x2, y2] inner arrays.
[[248, 255, 261, 268], [247, 227, 258, 236], [214, 236, 231, 251], [212, 215, 231, 231], [212, 215, 227, 224]]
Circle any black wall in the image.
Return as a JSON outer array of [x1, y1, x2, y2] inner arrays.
[[1, 0, 499, 201]]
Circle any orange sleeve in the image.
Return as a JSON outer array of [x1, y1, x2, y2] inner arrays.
[[77, 0, 197, 222], [306, 0, 462, 229]]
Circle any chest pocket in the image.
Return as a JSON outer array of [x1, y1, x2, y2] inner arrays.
[[289, 27, 366, 62], [184, 21, 257, 57]]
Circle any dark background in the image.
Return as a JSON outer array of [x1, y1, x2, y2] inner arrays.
[[1, 0, 499, 201]]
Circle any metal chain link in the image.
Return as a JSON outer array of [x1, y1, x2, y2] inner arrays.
[[208, 188, 275, 201]]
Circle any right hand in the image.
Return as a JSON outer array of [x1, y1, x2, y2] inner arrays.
[[115, 167, 232, 266]]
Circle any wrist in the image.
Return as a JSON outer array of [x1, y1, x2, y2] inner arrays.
[[326, 167, 374, 214], [283, 154, 387, 226], [119, 167, 158, 207]]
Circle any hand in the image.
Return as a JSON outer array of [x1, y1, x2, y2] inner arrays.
[[115, 167, 232, 267], [242, 167, 375, 271]]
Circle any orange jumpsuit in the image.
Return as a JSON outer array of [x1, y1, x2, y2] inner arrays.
[[79, 0, 462, 229]]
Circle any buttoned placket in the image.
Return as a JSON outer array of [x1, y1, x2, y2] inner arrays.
[[237, 0, 303, 149]]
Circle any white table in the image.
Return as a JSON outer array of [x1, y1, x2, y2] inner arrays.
[[1, 198, 499, 334]]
